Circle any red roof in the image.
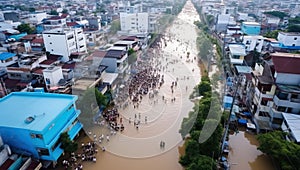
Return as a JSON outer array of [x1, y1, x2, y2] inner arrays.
[[20, 34, 37, 41], [40, 59, 56, 65], [272, 53, 300, 74], [4, 79, 20, 88], [62, 62, 76, 69], [67, 22, 78, 27], [31, 38, 44, 44], [7, 67, 31, 72], [85, 51, 106, 61], [32, 68, 45, 75], [61, 14, 69, 18]]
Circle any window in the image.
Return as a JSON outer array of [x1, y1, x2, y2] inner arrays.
[[51, 139, 61, 151], [294, 37, 297, 40], [68, 104, 74, 111], [37, 148, 50, 156], [30, 133, 36, 138], [30, 133, 43, 139], [36, 134, 43, 139], [292, 44, 295, 46], [277, 106, 286, 112], [45, 78, 50, 84], [49, 42, 52, 44], [48, 35, 50, 37]]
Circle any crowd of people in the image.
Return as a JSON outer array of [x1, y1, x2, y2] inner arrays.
[[102, 107, 124, 132], [128, 67, 163, 106]]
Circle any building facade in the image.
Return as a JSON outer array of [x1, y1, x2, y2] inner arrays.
[[120, 12, 149, 33], [277, 32, 300, 50], [43, 28, 87, 62], [0, 92, 83, 162], [241, 22, 261, 35]]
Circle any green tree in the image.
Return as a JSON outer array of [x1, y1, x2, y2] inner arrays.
[[257, 131, 300, 169], [187, 155, 216, 170], [49, 10, 58, 15], [206, 15, 214, 26], [263, 11, 288, 19], [62, 9, 68, 14], [197, 81, 211, 96], [59, 132, 78, 155], [287, 25, 300, 32], [263, 30, 279, 39], [288, 17, 300, 25], [29, 7, 35, 13], [109, 20, 120, 34], [17, 23, 35, 34]]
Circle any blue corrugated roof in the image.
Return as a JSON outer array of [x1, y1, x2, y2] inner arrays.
[[0, 52, 16, 60]]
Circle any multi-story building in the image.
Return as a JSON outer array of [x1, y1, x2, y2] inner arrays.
[[0, 20, 21, 31], [42, 15, 67, 31], [228, 43, 246, 65], [270, 53, 300, 127], [0, 52, 17, 67], [43, 28, 87, 62], [251, 61, 275, 132], [242, 35, 265, 52], [29, 12, 48, 25], [277, 32, 300, 50], [101, 46, 128, 75], [250, 53, 300, 131], [241, 21, 261, 35], [0, 92, 83, 162], [120, 12, 149, 33]]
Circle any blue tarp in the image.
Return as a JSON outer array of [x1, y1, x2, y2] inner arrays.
[[243, 112, 251, 117], [238, 118, 247, 125], [223, 96, 233, 109]]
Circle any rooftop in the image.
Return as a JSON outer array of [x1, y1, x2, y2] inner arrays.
[[235, 65, 252, 74], [271, 53, 300, 74], [0, 52, 16, 61], [279, 32, 300, 36], [282, 113, 300, 143], [0, 92, 77, 131], [243, 21, 260, 26], [105, 50, 126, 59], [228, 44, 246, 56]]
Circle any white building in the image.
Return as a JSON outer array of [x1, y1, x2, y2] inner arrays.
[[29, 12, 47, 24], [0, 52, 17, 67], [277, 32, 300, 48], [228, 44, 246, 65], [215, 14, 236, 33], [242, 35, 265, 52], [120, 12, 149, 33], [0, 20, 21, 31], [43, 66, 64, 87], [42, 15, 67, 30], [43, 28, 87, 62]]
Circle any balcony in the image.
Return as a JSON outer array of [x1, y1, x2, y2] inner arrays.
[[270, 108, 283, 119], [273, 95, 300, 109]]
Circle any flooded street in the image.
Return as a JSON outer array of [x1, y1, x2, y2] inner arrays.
[[80, 1, 200, 169], [228, 129, 275, 170]]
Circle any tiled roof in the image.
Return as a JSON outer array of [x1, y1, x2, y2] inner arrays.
[[272, 53, 300, 74], [31, 38, 44, 44]]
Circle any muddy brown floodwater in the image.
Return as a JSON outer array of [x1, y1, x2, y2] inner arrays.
[[79, 0, 200, 170], [228, 130, 275, 170], [75, 1, 276, 170]]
